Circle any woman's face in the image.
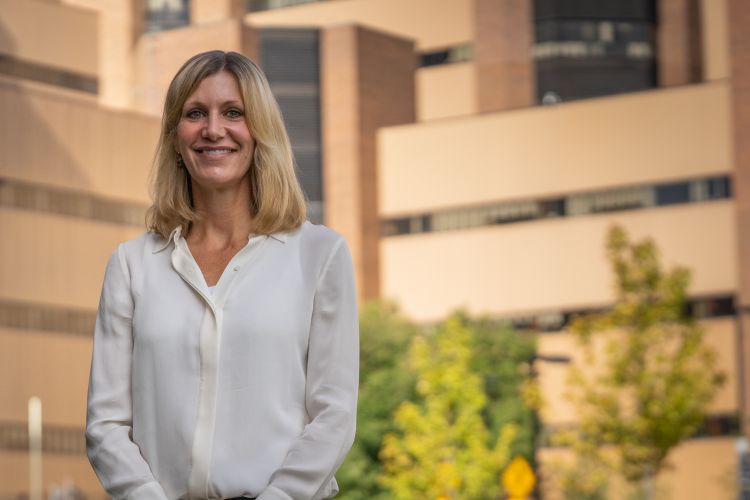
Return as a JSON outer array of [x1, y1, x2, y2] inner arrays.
[[175, 70, 255, 191]]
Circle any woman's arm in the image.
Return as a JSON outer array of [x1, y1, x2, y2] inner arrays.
[[86, 245, 169, 500], [258, 238, 360, 500]]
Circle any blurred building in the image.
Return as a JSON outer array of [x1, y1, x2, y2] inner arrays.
[[0, 0, 747, 498]]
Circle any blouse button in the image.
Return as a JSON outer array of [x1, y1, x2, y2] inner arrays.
[[233, 266, 240, 272]]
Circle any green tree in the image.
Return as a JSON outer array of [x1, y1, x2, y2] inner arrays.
[[562, 224, 725, 499], [464, 313, 538, 464], [379, 315, 517, 499], [336, 301, 418, 500]]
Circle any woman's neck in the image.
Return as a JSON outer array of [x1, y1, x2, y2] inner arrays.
[[188, 182, 254, 249]]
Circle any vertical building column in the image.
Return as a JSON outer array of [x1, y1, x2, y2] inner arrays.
[[320, 25, 415, 301], [474, 0, 536, 113], [729, 0, 750, 431], [657, 0, 703, 86], [95, 0, 145, 110]]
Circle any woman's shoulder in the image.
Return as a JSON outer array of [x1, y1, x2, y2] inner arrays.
[[114, 230, 170, 261], [289, 220, 346, 250]]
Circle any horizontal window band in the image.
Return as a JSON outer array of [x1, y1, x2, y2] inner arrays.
[[248, 0, 320, 13], [0, 54, 97, 94], [475, 294, 735, 334], [0, 420, 85, 455], [0, 177, 147, 228], [539, 413, 741, 447], [0, 294, 732, 339], [0, 299, 95, 337], [382, 175, 731, 237], [420, 43, 473, 67]]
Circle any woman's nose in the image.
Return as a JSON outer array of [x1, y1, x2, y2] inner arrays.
[[202, 113, 225, 140]]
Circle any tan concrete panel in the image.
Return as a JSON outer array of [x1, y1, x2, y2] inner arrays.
[[0, 209, 144, 309], [133, 20, 257, 116], [322, 25, 415, 300], [415, 63, 476, 121], [659, 437, 736, 500], [0, 76, 158, 203], [0, 329, 92, 426], [658, 0, 702, 87], [0, 451, 104, 499], [538, 437, 736, 500], [381, 201, 736, 322], [192, 0, 245, 24], [0, 0, 97, 76], [247, 0, 471, 51], [702, 0, 730, 81], [379, 82, 732, 216], [537, 317, 739, 425]]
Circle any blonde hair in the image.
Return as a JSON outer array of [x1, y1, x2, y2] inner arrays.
[[146, 50, 306, 238]]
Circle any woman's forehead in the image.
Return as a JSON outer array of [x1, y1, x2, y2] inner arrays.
[[183, 71, 244, 107]]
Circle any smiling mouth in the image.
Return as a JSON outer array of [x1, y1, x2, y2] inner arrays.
[[194, 148, 237, 156]]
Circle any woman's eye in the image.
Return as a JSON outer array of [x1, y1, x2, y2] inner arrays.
[[226, 109, 244, 119], [185, 109, 204, 120]]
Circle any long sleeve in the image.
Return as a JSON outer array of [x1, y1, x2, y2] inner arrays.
[[258, 238, 360, 500], [85, 245, 169, 500]]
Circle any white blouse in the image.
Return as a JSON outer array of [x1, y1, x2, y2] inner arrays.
[[85, 221, 359, 500]]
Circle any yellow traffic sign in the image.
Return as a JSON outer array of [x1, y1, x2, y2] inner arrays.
[[502, 456, 536, 499]]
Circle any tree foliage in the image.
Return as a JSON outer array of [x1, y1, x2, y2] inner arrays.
[[464, 313, 538, 463], [379, 315, 518, 499], [561, 225, 725, 494], [336, 301, 418, 500]]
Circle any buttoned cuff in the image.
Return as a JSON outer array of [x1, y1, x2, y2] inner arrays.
[[256, 485, 293, 500], [124, 481, 169, 500]]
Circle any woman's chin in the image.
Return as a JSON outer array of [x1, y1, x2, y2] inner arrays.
[[191, 176, 249, 193]]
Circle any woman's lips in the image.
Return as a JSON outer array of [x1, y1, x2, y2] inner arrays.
[[194, 148, 237, 159]]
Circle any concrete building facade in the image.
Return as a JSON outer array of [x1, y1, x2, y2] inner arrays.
[[0, 0, 746, 498]]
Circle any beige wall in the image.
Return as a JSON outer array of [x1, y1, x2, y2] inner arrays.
[[416, 63, 476, 121], [379, 82, 732, 216], [0, 0, 97, 76], [62, 0, 143, 110], [0, 452, 104, 499], [538, 437, 737, 500], [537, 317, 738, 425], [133, 20, 257, 116], [702, 0, 730, 81], [701, 0, 729, 81], [381, 201, 736, 322], [0, 210, 143, 309], [0, 329, 92, 426], [247, 0, 472, 51], [191, 0, 245, 24], [0, 76, 158, 202]]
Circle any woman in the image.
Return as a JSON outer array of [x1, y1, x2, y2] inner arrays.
[[85, 50, 359, 500]]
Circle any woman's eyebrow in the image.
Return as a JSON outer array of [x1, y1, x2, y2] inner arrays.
[[183, 99, 244, 108]]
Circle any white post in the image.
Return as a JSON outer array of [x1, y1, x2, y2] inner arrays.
[[28, 396, 42, 500]]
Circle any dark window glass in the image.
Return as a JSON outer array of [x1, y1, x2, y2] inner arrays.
[[420, 44, 473, 67], [382, 218, 410, 237], [248, 0, 318, 12], [533, 1, 656, 103], [540, 198, 566, 217], [709, 177, 731, 199], [656, 183, 690, 205], [422, 50, 451, 67], [144, 0, 190, 33]]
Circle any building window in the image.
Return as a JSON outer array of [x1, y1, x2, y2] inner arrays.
[[248, 0, 320, 12], [533, 0, 657, 103], [145, 0, 190, 33], [381, 175, 731, 237], [420, 44, 473, 67]]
